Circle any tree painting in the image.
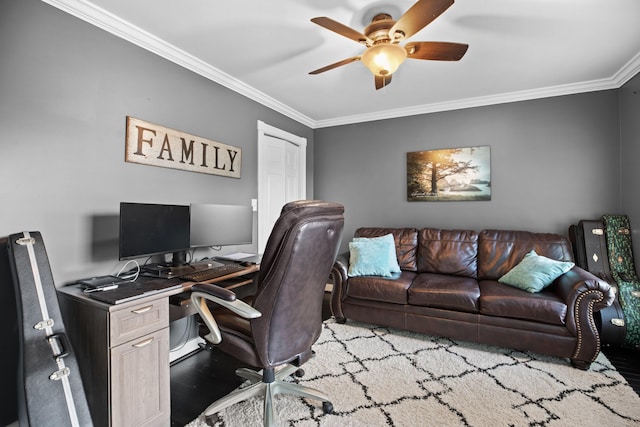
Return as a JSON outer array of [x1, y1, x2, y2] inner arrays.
[[407, 146, 491, 201]]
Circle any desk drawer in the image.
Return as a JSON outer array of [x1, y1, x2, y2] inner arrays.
[[110, 327, 170, 426], [109, 299, 168, 347]]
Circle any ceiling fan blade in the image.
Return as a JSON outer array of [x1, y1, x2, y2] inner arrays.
[[309, 56, 361, 75], [405, 41, 468, 61], [375, 74, 392, 90], [390, 0, 455, 40], [311, 17, 372, 45]]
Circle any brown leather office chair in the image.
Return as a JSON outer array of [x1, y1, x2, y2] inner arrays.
[[191, 200, 344, 426]]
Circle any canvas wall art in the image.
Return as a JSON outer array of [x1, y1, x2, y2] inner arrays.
[[407, 146, 491, 201]]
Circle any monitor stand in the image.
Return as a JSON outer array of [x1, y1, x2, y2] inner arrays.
[[141, 260, 223, 279], [140, 264, 172, 278], [171, 250, 187, 266]]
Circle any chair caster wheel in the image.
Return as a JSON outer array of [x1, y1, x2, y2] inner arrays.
[[322, 401, 333, 413], [294, 368, 305, 377], [204, 413, 221, 426]]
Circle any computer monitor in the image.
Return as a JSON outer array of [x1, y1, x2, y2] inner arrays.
[[190, 204, 253, 248], [119, 202, 191, 266]]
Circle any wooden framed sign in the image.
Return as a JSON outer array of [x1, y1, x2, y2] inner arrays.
[[125, 116, 241, 178]]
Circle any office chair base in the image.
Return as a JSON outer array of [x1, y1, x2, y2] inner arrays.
[[203, 364, 333, 426]]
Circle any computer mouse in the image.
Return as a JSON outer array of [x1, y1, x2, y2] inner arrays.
[[240, 261, 253, 267]]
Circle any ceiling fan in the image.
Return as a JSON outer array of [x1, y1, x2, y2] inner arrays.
[[309, 0, 468, 90]]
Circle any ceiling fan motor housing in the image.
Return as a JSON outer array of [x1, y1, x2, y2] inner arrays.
[[364, 13, 402, 43], [361, 13, 407, 76]]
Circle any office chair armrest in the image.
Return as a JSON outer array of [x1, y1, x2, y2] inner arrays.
[[191, 283, 262, 344], [192, 283, 237, 301]]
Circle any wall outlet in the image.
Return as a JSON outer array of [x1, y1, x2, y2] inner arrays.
[[251, 199, 257, 211]]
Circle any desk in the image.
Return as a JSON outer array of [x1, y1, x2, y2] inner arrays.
[[57, 264, 259, 427]]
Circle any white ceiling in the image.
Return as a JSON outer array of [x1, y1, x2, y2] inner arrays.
[[46, 0, 640, 128]]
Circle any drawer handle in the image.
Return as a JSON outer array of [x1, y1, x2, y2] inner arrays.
[[132, 305, 153, 314], [133, 337, 154, 348]]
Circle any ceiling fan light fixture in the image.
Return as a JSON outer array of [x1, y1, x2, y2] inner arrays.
[[361, 43, 407, 76], [309, 0, 466, 88]]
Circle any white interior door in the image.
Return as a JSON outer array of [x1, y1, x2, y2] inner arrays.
[[257, 121, 306, 254]]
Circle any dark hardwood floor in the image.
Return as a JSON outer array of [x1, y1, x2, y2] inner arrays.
[[170, 293, 640, 426], [602, 345, 640, 395], [170, 345, 247, 426]]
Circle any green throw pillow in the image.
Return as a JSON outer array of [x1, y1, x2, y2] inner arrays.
[[348, 237, 396, 277], [499, 249, 574, 293], [353, 234, 401, 273]]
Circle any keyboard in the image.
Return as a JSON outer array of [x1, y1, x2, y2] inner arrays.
[[180, 263, 245, 282]]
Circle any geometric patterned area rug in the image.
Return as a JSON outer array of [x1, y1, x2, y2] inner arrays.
[[186, 319, 640, 426]]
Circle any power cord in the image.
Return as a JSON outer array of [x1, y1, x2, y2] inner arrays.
[[116, 259, 140, 282], [191, 246, 221, 263], [80, 260, 141, 293]]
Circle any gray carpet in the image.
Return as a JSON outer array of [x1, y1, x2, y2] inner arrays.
[[187, 319, 640, 426]]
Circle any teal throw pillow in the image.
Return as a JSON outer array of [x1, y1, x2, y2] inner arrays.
[[499, 250, 574, 293], [348, 238, 396, 277], [353, 234, 401, 273]]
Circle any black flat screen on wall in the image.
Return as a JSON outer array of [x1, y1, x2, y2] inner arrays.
[[119, 202, 190, 260]]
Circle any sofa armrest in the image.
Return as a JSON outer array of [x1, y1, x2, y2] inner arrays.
[[555, 266, 614, 314], [330, 251, 350, 320], [554, 266, 615, 368]]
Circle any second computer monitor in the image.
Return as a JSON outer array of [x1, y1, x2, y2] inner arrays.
[[190, 203, 253, 248]]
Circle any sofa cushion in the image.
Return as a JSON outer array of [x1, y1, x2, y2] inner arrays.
[[417, 228, 478, 278], [408, 273, 480, 313], [352, 234, 401, 274], [477, 229, 574, 281], [499, 250, 574, 293], [479, 280, 567, 326], [347, 271, 416, 305], [348, 238, 395, 277], [355, 228, 418, 271]]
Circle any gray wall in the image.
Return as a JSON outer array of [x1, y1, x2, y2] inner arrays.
[[0, 0, 313, 284], [620, 73, 640, 266], [2, 0, 639, 283], [314, 91, 622, 253]]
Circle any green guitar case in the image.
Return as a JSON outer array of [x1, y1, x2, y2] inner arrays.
[[602, 215, 640, 349]]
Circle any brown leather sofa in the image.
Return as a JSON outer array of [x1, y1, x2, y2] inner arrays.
[[330, 228, 615, 370]]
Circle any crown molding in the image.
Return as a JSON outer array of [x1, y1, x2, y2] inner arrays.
[[42, 0, 640, 130], [313, 76, 629, 128], [315, 51, 640, 128]]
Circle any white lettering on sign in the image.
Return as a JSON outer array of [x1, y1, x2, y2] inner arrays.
[[125, 116, 241, 178]]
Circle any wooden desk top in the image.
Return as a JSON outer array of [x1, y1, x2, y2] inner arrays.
[[57, 263, 259, 311]]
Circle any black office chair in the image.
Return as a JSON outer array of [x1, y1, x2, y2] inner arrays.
[[191, 200, 344, 426]]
